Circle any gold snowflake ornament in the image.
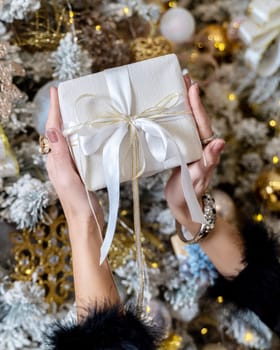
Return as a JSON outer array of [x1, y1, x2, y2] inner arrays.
[[10, 210, 74, 305]]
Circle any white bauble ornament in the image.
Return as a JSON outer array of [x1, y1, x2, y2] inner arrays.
[[212, 189, 236, 224], [32, 80, 59, 135], [160, 8, 195, 44]]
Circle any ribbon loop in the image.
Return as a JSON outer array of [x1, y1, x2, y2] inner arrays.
[[239, 0, 280, 76]]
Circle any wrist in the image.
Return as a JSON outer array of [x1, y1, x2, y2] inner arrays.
[[178, 193, 216, 242]]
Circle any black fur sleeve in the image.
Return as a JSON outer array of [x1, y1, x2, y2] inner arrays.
[[45, 303, 163, 350], [208, 221, 280, 337]]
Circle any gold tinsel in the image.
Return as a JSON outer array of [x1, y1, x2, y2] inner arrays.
[[10, 209, 74, 305], [255, 168, 280, 211], [12, 0, 71, 51], [109, 215, 165, 270], [0, 41, 25, 119], [131, 36, 173, 62]]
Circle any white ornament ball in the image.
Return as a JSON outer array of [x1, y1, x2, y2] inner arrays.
[[160, 8, 195, 44], [212, 189, 236, 224], [32, 80, 59, 135]]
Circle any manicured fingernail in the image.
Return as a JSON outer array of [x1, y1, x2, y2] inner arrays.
[[47, 128, 58, 143]]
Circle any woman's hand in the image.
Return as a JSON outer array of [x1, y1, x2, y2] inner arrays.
[[165, 76, 225, 233], [45, 87, 119, 310], [165, 76, 245, 277], [45, 87, 104, 229]]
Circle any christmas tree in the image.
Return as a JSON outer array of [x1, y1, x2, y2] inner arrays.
[[0, 0, 280, 348]]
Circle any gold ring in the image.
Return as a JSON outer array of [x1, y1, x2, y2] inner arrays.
[[201, 133, 217, 146], [39, 135, 51, 154]]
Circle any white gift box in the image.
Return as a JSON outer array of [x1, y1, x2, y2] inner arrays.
[[58, 54, 205, 263], [58, 54, 202, 188]]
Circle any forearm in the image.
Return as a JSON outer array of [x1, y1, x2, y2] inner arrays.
[[199, 216, 245, 278], [68, 216, 120, 318], [168, 200, 245, 278]]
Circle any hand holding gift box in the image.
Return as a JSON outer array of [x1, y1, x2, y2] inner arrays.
[[58, 54, 205, 265]]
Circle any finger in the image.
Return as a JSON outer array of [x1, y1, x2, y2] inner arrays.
[[183, 74, 191, 91], [45, 86, 70, 156], [203, 139, 225, 171], [183, 74, 192, 108], [189, 83, 213, 140], [45, 87, 62, 132]]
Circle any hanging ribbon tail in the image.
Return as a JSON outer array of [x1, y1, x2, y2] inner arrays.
[[180, 161, 206, 224], [99, 124, 129, 265], [160, 127, 206, 225]]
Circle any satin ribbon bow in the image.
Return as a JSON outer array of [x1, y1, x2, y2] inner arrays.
[[239, 0, 280, 76]]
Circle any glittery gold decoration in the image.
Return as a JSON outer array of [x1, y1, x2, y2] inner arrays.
[[255, 169, 280, 211], [10, 210, 74, 305], [109, 216, 165, 270], [131, 36, 173, 62], [12, 0, 72, 51], [0, 41, 24, 119], [109, 220, 135, 270], [194, 24, 231, 57], [159, 333, 183, 350]]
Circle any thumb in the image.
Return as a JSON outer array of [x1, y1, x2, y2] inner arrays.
[[45, 88, 69, 156], [46, 87, 61, 131], [46, 127, 69, 156]]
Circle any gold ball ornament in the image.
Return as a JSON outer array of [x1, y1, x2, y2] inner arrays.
[[179, 48, 218, 84], [131, 36, 173, 62], [194, 24, 231, 57], [255, 169, 280, 211], [212, 189, 237, 224]]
